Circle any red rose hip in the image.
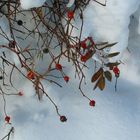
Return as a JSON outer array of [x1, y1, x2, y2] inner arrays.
[[55, 63, 62, 71], [113, 66, 119, 74], [64, 76, 69, 83], [67, 11, 74, 20], [5, 116, 11, 123], [27, 71, 35, 80], [18, 91, 23, 96], [80, 41, 87, 49], [60, 116, 67, 122], [89, 100, 95, 107], [80, 55, 87, 62]]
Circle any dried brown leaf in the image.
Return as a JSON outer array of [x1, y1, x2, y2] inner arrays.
[[98, 42, 118, 50], [91, 68, 103, 83], [94, 75, 105, 90], [107, 52, 120, 58], [105, 62, 120, 67], [104, 71, 112, 82]]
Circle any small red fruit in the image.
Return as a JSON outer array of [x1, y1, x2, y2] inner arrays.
[[113, 66, 120, 75], [89, 100, 95, 107], [80, 41, 87, 49], [60, 116, 67, 122], [5, 116, 10, 123], [27, 71, 35, 80], [67, 11, 74, 20], [55, 63, 62, 70], [18, 91, 23, 96], [80, 55, 87, 62], [64, 76, 69, 83]]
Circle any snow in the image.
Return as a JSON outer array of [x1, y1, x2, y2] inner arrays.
[[0, 0, 140, 140], [66, 0, 75, 8], [20, 0, 75, 9], [0, 15, 12, 45], [20, 0, 46, 9]]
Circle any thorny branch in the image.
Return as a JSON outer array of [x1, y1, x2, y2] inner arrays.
[[0, 0, 120, 139], [1, 127, 14, 140]]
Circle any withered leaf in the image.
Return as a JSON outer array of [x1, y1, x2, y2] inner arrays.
[[105, 62, 120, 67], [98, 42, 118, 50], [98, 76, 105, 90], [104, 71, 112, 82], [35, 8, 43, 18], [96, 42, 108, 46], [107, 52, 120, 58], [94, 76, 105, 91], [96, 42, 108, 50], [91, 68, 103, 83]]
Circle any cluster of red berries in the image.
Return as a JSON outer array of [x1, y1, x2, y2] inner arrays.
[[80, 37, 95, 63], [55, 63, 70, 83]]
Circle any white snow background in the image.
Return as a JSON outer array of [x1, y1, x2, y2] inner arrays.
[[0, 0, 140, 140]]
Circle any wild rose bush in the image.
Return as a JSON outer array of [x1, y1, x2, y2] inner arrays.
[[0, 0, 120, 139]]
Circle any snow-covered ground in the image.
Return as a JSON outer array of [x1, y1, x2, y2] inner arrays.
[[0, 0, 140, 140]]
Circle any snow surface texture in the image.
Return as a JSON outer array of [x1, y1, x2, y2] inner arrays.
[[20, 0, 46, 9], [0, 0, 140, 140], [20, 0, 75, 9], [66, 0, 75, 8]]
